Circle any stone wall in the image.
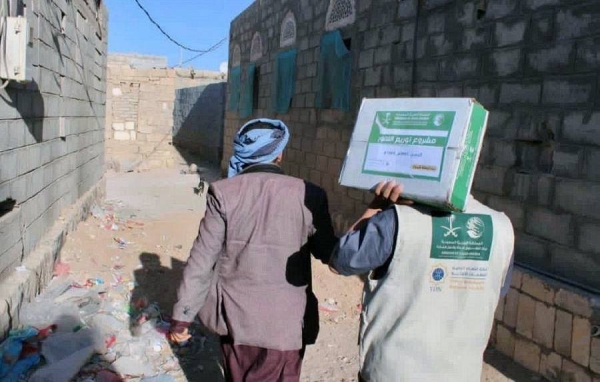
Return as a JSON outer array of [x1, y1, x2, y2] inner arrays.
[[225, 0, 600, 378], [105, 54, 226, 171], [173, 83, 226, 164], [0, 0, 108, 281], [492, 268, 600, 381]]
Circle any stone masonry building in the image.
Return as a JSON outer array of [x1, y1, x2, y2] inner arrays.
[[105, 53, 226, 171], [224, 0, 600, 380], [0, 0, 108, 337]]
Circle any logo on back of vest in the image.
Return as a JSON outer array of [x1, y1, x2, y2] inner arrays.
[[429, 264, 447, 292], [431, 213, 493, 261], [430, 213, 493, 292]]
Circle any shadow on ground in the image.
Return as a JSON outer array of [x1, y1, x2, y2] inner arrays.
[[483, 347, 544, 381], [129, 252, 224, 382]]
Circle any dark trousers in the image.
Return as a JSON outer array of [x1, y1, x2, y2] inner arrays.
[[220, 337, 305, 382]]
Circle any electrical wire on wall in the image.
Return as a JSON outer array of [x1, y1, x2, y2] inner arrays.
[[133, 0, 227, 58], [0, 0, 11, 89]]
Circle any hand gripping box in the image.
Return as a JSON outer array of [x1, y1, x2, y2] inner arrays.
[[339, 98, 489, 211]]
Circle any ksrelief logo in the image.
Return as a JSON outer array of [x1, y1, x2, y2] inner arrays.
[[466, 217, 486, 239], [433, 114, 445, 127]]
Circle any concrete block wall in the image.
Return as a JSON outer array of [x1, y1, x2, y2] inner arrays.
[[173, 82, 227, 164], [492, 268, 600, 381], [225, 0, 600, 377], [105, 54, 227, 171], [0, 0, 107, 281]]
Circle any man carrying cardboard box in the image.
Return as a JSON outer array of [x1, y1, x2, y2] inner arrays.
[[330, 180, 514, 381]]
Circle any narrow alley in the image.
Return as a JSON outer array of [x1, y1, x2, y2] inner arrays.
[[18, 163, 538, 381]]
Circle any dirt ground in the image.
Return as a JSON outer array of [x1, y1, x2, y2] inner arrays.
[[55, 165, 542, 382]]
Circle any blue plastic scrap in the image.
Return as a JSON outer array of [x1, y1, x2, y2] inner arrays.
[[0, 327, 42, 382]]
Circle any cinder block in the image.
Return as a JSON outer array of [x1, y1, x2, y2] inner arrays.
[[496, 324, 515, 357], [374, 46, 392, 65], [485, 0, 519, 19], [552, 147, 582, 178], [495, 296, 506, 321], [533, 301, 556, 348], [112, 122, 125, 131], [525, 208, 573, 246], [113, 131, 130, 141], [0, 151, 18, 183], [576, 37, 600, 71], [543, 78, 594, 105], [517, 293, 537, 339], [591, 338, 600, 374], [359, 49, 374, 69], [550, 246, 598, 292], [514, 338, 541, 372], [537, 175, 554, 207], [494, 19, 527, 47], [521, 273, 556, 304], [511, 269, 523, 289], [364, 67, 382, 87], [540, 351, 562, 382], [439, 56, 479, 80], [555, 180, 600, 220], [527, 44, 573, 73], [524, 0, 559, 9], [397, 0, 417, 19], [486, 196, 525, 230], [416, 61, 439, 82], [489, 139, 517, 167], [578, 223, 600, 255], [327, 158, 342, 176], [473, 166, 506, 195], [487, 48, 522, 77], [556, 6, 600, 40], [583, 149, 600, 182], [499, 83, 541, 104], [555, 309, 573, 357], [562, 112, 600, 147], [430, 35, 455, 57], [531, 12, 554, 43], [572, 317, 591, 367], [426, 12, 445, 34], [561, 359, 592, 382], [0, 239, 23, 282], [362, 30, 380, 50]]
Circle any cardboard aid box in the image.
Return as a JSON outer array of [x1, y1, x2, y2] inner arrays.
[[339, 98, 489, 211]]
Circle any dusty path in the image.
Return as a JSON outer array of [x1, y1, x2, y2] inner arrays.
[[55, 166, 541, 381]]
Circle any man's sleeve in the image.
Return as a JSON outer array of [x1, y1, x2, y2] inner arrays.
[[306, 186, 338, 264], [172, 187, 226, 322], [330, 208, 397, 276]]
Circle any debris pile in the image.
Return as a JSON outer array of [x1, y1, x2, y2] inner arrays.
[[0, 272, 204, 381], [91, 202, 145, 233]]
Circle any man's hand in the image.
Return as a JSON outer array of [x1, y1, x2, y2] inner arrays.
[[346, 181, 413, 234], [168, 320, 192, 345], [369, 181, 413, 210]]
